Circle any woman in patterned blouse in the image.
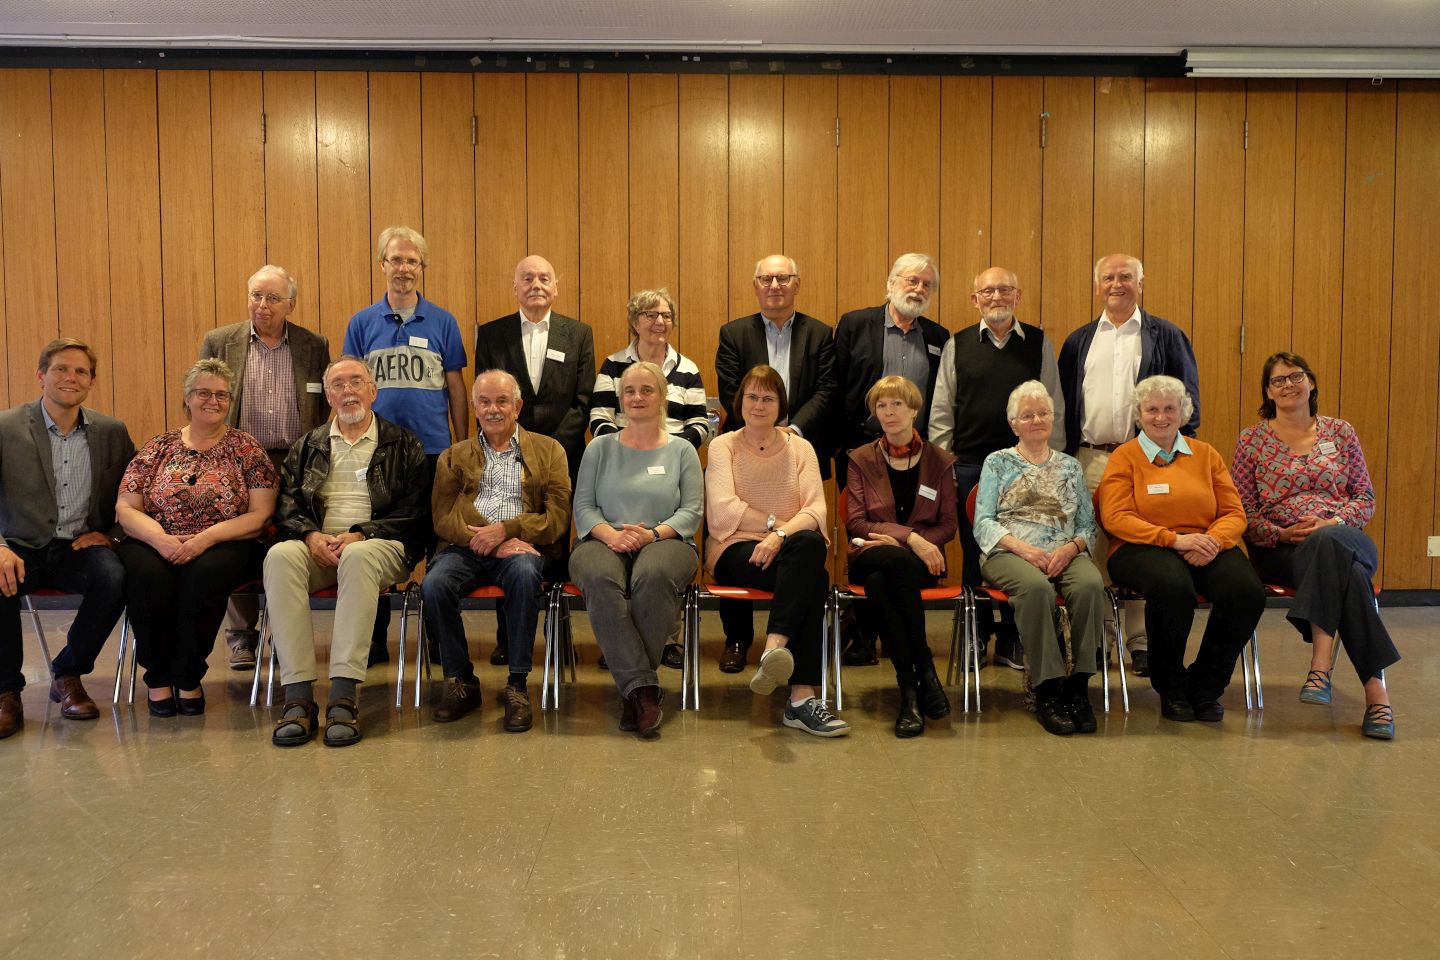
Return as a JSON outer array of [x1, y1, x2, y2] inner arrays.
[[116, 358, 278, 718], [1232, 352, 1398, 739], [974, 381, 1106, 736]]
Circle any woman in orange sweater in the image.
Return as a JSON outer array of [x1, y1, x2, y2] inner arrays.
[[1097, 375, 1264, 723]]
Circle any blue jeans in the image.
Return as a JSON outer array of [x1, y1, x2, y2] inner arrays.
[[0, 540, 127, 693], [422, 545, 545, 678]]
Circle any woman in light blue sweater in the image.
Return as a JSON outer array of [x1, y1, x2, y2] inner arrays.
[[570, 362, 704, 738]]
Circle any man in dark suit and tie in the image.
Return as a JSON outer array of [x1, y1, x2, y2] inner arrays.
[[712, 254, 837, 673], [0, 338, 136, 738], [200, 264, 331, 669], [473, 255, 596, 666]]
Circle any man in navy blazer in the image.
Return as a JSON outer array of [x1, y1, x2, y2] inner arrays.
[[0, 338, 135, 737], [715, 254, 837, 479], [1057, 253, 1201, 677], [833, 253, 950, 484]]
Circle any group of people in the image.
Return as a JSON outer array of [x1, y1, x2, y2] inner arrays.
[[0, 232, 1399, 745]]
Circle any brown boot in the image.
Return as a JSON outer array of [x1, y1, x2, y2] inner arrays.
[[500, 683, 532, 733], [0, 691, 23, 739], [50, 675, 100, 720], [629, 685, 664, 739]]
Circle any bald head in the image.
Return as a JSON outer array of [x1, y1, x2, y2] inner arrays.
[[514, 255, 559, 322]]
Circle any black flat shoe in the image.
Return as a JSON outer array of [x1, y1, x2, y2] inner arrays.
[[176, 690, 206, 716], [1067, 692, 1098, 733], [147, 694, 178, 718], [661, 643, 684, 670], [1036, 696, 1075, 736], [1160, 694, 1196, 722]]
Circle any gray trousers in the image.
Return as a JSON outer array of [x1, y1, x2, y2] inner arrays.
[[981, 551, 1107, 684], [569, 538, 697, 700]]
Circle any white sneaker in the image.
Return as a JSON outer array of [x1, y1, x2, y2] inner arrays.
[[749, 647, 794, 695]]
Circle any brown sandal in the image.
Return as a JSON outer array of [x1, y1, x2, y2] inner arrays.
[[272, 700, 319, 746], [323, 697, 362, 747]]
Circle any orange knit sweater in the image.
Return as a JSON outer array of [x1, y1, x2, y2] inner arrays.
[[1095, 437, 1247, 557]]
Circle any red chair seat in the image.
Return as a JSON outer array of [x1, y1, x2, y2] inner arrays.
[[701, 584, 775, 601]]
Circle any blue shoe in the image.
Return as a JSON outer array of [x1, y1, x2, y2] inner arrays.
[[1362, 703, 1394, 740], [1299, 669, 1332, 705]]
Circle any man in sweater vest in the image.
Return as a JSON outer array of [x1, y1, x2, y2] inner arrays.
[[929, 267, 1065, 669], [1057, 253, 1201, 678]]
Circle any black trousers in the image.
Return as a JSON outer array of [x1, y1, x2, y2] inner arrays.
[[118, 539, 255, 690], [712, 531, 828, 687], [1108, 543, 1264, 701], [847, 545, 937, 681], [1250, 524, 1399, 683]]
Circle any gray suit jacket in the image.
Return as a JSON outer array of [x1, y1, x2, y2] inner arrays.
[[199, 321, 332, 442], [473, 311, 596, 472], [0, 401, 136, 550]]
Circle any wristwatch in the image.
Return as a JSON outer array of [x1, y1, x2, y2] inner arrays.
[[775, 529, 788, 540], [766, 514, 776, 532]]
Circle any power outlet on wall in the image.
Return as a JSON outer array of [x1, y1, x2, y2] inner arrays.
[[1428, 536, 1440, 558]]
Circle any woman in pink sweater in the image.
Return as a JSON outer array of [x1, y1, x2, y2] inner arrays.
[[704, 365, 848, 738]]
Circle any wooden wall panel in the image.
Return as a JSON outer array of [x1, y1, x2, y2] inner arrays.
[[887, 77, 943, 323], [473, 73, 527, 323], [939, 77, 991, 319], [1141, 79, 1195, 331], [579, 73, 630, 353], [263, 71, 320, 355], [51, 70, 114, 410], [0, 136, 7, 408], [1291, 81, 1346, 404], [369, 72, 422, 294], [0, 70, 59, 408], [727, 76, 783, 322], [1190, 81, 1245, 455], [677, 74, 727, 394], [525, 74, 579, 296], [1339, 83, 1397, 576], [1039, 77, 1094, 341], [1241, 81, 1297, 419], [1392, 85, 1440, 586], [783, 75, 837, 332], [836, 76, 887, 318], [629, 74, 677, 300], [157, 71, 217, 418], [103, 70, 167, 437], [1092, 76, 1145, 261], [420, 73, 476, 334], [315, 71, 371, 346], [210, 72, 265, 324], [991, 77, 1043, 303]]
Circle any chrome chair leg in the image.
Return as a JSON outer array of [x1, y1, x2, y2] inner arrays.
[[411, 587, 428, 710], [114, 614, 130, 705], [21, 596, 56, 682], [541, 587, 555, 711], [681, 587, 694, 711], [1251, 630, 1264, 710]]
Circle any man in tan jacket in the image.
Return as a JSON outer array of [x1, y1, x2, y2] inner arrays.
[[422, 369, 571, 732]]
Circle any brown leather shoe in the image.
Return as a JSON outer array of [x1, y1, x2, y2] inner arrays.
[[50, 675, 100, 720], [432, 675, 482, 723], [500, 684, 532, 733], [0, 691, 22, 739], [630, 685, 663, 739], [718, 642, 748, 674]]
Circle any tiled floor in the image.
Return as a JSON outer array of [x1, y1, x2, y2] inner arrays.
[[2, 605, 1436, 959]]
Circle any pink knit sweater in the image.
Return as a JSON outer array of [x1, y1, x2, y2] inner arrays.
[[703, 430, 829, 575]]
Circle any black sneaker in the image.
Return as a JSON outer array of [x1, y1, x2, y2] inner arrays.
[[1036, 696, 1075, 735], [1068, 692, 1098, 733], [782, 697, 850, 737], [432, 675, 481, 722], [994, 634, 1025, 671], [1130, 648, 1150, 677]]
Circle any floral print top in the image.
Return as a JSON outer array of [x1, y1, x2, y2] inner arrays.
[[121, 429, 278, 536], [1230, 416, 1374, 548]]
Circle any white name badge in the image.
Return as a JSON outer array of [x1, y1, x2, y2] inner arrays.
[[1147, 483, 1170, 495], [1317, 440, 1337, 456], [918, 484, 939, 500], [355, 468, 368, 481], [408, 335, 429, 349], [306, 382, 324, 394], [546, 348, 566, 363], [927, 343, 943, 356], [647, 465, 666, 476]]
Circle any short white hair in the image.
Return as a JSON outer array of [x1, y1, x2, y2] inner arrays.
[[1093, 254, 1144, 286], [247, 264, 296, 299], [1131, 374, 1193, 425], [1005, 380, 1053, 421], [753, 255, 799, 278], [887, 253, 939, 293]]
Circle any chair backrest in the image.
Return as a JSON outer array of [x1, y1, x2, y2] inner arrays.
[[965, 484, 978, 525]]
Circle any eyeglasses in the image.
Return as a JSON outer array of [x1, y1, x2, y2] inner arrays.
[[743, 393, 779, 405], [1267, 371, 1308, 388], [637, 310, 674, 323], [755, 274, 797, 286], [248, 291, 292, 306], [190, 389, 232, 403], [975, 285, 1016, 299], [1011, 410, 1053, 423], [385, 256, 422, 269], [896, 275, 934, 292], [326, 376, 372, 392]]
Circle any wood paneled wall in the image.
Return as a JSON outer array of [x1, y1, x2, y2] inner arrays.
[[1, 69, 1437, 587]]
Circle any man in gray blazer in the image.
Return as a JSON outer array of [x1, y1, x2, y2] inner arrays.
[[472, 255, 596, 666], [1, 338, 135, 738], [200, 264, 331, 669]]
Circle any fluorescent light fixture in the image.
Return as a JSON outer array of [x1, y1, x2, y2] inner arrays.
[[1187, 47, 1440, 78]]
